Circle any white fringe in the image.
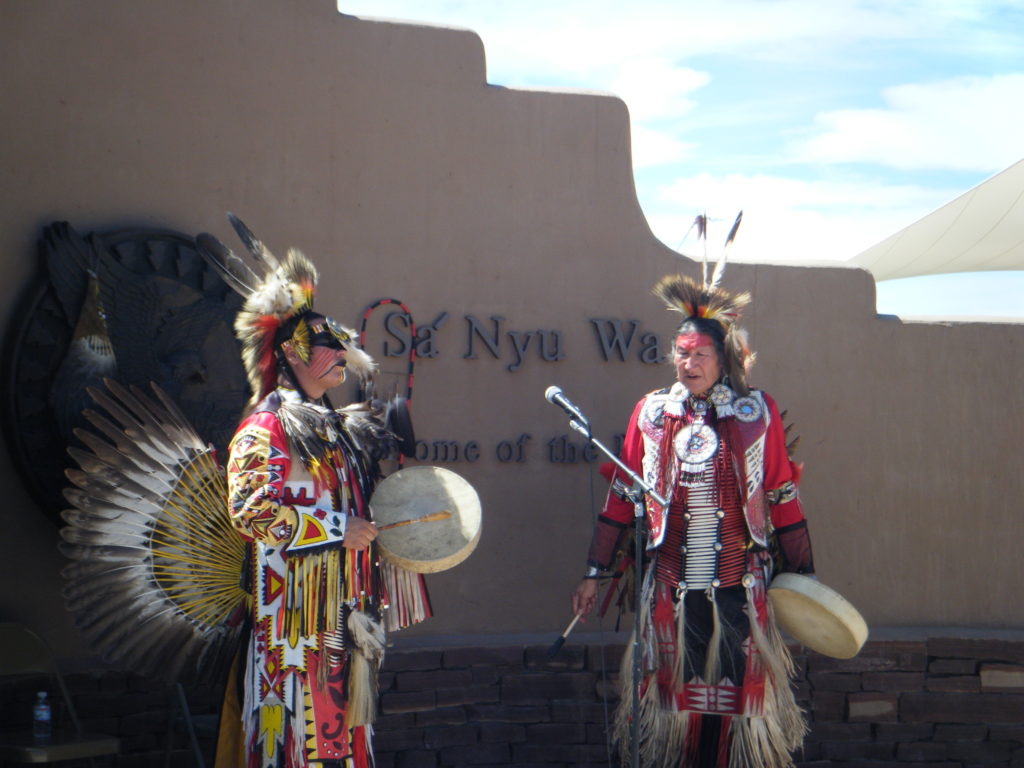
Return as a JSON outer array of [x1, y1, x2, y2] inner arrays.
[[345, 611, 385, 729], [614, 642, 693, 768], [637, 561, 658, 672], [672, 588, 687, 690], [288, 685, 304, 768], [728, 704, 801, 768], [731, 582, 806, 766], [763, 597, 806, 752], [704, 586, 722, 684], [243, 639, 255, 737], [611, 584, 806, 768], [380, 561, 428, 632]]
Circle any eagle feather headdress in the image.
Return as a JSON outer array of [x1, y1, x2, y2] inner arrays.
[[196, 213, 374, 409], [655, 211, 755, 394]]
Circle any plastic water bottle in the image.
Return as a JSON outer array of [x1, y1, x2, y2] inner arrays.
[[32, 691, 52, 740]]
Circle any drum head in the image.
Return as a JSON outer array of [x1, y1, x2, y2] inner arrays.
[[371, 466, 481, 574], [768, 573, 868, 659]]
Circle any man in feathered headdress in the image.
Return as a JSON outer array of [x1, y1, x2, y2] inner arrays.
[[202, 216, 429, 768], [571, 262, 814, 767]]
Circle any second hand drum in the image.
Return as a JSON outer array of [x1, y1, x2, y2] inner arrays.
[[767, 573, 869, 659], [371, 465, 482, 574]]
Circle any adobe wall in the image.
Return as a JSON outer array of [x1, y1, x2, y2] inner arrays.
[[1, 1, 1021, 659]]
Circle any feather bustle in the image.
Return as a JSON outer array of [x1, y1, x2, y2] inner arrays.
[[60, 381, 246, 685]]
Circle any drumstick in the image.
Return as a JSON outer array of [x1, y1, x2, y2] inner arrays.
[[378, 510, 452, 531], [546, 613, 582, 659]]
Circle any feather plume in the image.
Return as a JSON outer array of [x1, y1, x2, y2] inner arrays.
[[724, 209, 743, 249], [228, 211, 280, 272], [193, 233, 260, 297], [71, 430, 174, 489], [696, 213, 707, 240], [723, 326, 752, 395], [699, 213, 708, 283], [709, 210, 743, 290], [678, 214, 703, 248]]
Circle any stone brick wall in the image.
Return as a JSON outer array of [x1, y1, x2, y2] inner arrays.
[[2, 631, 1022, 767], [0, 670, 221, 767], [374, 642, 619, 768], [374, 632, 1024, 768], [796, 635, 1024, 767]]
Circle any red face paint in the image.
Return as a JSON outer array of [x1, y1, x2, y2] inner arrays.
[[675, 332, 716, 351], [307, 345, 344, 378], [673, 334, 721, 396]]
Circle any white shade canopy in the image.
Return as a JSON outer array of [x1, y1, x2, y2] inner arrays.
[[853, 158, 1024, 280]]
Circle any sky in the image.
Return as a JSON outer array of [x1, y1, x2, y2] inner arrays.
[[339, 1, 1023, 318]]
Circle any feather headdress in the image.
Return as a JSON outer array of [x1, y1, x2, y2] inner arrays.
[[655, 211, 756, 394], [196, 214, 374, 409], [653, 273, 750, 330]]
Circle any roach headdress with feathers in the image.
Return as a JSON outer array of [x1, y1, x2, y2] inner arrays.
[[655, 211, 755, 395], [195, 213, 374, 409]]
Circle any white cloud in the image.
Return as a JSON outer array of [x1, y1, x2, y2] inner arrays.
[[796, 74, 1024, 172], [631, 125, 696, 169], [341, 1, 1017, 78], [608, 58, 708, 123]]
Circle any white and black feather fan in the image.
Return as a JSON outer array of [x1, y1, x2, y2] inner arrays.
[[60, 379, 248, 684]]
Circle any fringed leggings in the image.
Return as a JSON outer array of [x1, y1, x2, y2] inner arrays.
[[614, 577, 805, 768]]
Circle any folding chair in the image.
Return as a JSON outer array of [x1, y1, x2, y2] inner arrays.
[[0, 622, 120, 765]]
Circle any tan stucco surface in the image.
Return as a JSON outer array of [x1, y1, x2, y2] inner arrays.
[[1, 1, 1021, 659]]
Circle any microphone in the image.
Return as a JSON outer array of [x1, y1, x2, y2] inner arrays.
[[544, 386, 589, 425]]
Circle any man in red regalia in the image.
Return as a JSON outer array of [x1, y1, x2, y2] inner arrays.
[[572, 271, 814, 768]]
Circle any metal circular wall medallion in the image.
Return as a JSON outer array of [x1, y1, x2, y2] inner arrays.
[[1, 222, 247, 524]]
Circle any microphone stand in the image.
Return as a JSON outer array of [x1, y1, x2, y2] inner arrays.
[[566, 417, 666, 768]]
